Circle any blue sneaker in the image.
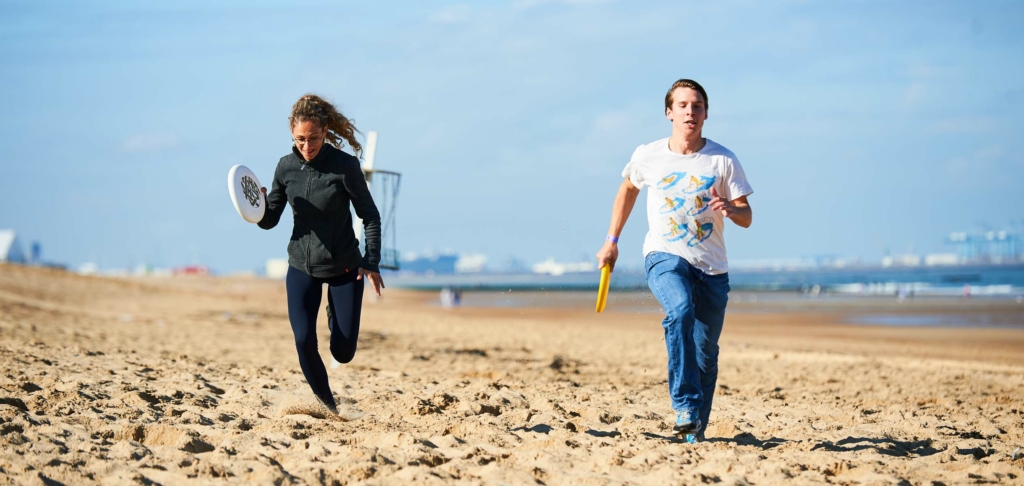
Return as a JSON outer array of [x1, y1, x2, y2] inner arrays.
[[684, 431, 706, 443], [673, 410, 701, 435]]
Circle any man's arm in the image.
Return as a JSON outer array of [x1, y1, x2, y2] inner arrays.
[[709, 188, 752, 228], [596, 178, 641, 272]]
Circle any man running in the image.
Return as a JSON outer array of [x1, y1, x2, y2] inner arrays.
[[596, 79, 753, 442]]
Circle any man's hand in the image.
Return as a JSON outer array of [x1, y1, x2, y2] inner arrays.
[[709, 188, 752, 228], [358, 268, 385, 296], [596, 241, 619, 272], [708, 188, 734, 218]]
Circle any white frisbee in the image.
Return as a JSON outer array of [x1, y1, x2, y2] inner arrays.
[[227, 164, 266, 224]]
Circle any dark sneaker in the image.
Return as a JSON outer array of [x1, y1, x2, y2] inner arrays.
[[673, 410, 701, 435], [318, 396, 339, 415]]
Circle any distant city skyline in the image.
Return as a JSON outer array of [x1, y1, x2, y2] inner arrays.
[[2, 1, 1023, 274], [5, 221, 1021, 275], [396, 220, 1024, 274]]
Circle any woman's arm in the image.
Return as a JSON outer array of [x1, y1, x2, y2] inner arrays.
[[342, 162, 381, 271], [342, 159, 384, 295]]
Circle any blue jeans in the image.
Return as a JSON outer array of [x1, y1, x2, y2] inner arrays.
[[645, 251, 730, 430]]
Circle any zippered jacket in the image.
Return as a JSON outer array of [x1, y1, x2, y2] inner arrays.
[[258, 143, 381, 276]]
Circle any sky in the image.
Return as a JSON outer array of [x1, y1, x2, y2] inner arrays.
[[1, 0, 1023, 273]]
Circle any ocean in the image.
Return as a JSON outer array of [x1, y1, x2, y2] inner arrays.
[[387, 263, 1024, 297], [388, 264, 1024, 329]]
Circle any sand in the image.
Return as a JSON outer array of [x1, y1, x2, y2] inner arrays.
[[1, 263, 1023, 485]]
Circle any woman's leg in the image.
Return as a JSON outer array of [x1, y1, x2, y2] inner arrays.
[[326, 269, 364, 364], [285, 266, 335, 408]]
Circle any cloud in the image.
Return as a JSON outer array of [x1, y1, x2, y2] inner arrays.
[[593, 109, 637, 133], [898, 81, 927, 112], [427, 0, 612, 26], [906, 61, 940, 78], [928, 116, 998, 134], [491, 103, 653, 177], [973, 146, 1004, 159], [947, 145, 1005, 174], [897, 61, 944, 112], [119, 133, 181, 154], [427, 5, 473, 24], [512, 0, 613, 9]]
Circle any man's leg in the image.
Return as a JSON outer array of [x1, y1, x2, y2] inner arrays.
[[285, 266, 336, 409], [645, 252, 702, 426], [326, 269, 364, 364], [691, 270, 730, 436]]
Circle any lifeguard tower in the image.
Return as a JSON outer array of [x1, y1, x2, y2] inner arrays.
[[356, 131, 401, 270]]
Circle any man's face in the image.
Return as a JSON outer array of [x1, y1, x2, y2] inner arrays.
[[665, 87, 707, 137]]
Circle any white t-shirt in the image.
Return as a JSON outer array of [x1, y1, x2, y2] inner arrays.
[[622, 137, 753, 275]]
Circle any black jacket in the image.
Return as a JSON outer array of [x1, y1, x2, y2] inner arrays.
[[258, 143, 381, 276]]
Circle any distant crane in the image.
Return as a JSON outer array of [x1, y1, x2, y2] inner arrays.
[[946, 227, 1023, 263]]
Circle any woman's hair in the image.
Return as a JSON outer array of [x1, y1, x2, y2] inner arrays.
[[289, 94, 363, 157]]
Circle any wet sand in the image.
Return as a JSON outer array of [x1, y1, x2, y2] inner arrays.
[[1, 263, 1022, 484]]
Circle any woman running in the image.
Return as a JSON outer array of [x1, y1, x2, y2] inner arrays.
[[257, 94, 384, 413]]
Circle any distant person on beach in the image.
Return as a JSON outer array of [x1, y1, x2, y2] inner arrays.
[[440, 286, 463, 309], [257, 94, 384, 413], [596, 79, 754, 442]]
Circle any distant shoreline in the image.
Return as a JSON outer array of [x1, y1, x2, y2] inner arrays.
[[385, 262, 1024, 294], [424, 288, 1024, 330]]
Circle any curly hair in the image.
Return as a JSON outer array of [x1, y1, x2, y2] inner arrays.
[[289, 94, 363, 158]]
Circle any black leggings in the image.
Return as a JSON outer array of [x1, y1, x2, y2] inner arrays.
[[285, 266, 364, 407]]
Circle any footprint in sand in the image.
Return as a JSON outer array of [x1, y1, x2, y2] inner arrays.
[[279, 401, 366, 422]]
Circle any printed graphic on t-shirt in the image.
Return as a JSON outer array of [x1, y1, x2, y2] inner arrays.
[[656, 172, 685, 190], [659, 196, 688, 214], [687, 217, 714, 247], [686, 194, 712, 217], [657, 171, 716, 246], [625, 138, 752, 275], [681, 174, 715, 194], [663, 216, 688, 240]]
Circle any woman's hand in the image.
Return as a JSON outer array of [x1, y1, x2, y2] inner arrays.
[[358, 268, 384, 296]]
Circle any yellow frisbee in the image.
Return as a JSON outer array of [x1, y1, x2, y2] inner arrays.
[[595, 265, 611, 313]]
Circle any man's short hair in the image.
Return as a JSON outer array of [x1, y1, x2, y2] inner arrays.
[[664, 79, 708, 111]]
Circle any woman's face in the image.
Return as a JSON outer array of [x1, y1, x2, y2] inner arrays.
[[291, 120, 327, 161]]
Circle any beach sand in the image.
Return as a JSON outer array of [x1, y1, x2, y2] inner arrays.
[[1, 263, 1023, 485]]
